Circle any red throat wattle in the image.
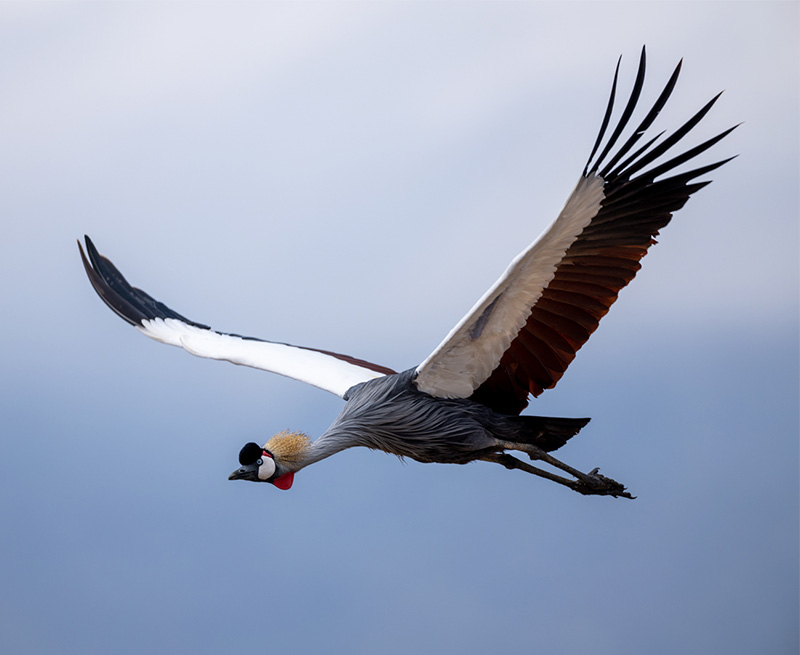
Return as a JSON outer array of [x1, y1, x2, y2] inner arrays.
[[272, 472, 294, 490]]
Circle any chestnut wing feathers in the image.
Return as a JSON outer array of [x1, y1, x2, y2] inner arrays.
[[415, 49, 736, 414]]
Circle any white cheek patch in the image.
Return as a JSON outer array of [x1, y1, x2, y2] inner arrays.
[[258, 456, 276, 481]]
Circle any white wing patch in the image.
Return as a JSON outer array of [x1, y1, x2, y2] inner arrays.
[[415, 174, 605, 399], [138, 318, 385, 398]]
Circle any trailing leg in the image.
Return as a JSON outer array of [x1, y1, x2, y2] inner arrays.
[[487, 446, 634, 499], [481, 452, 583, 490]]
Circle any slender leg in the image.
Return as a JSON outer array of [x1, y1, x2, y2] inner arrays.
[[487, 446, 634, 499], [481, 452, 583, 488]]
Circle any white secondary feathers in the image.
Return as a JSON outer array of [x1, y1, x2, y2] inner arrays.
[[138, 318, 385, 398], [414, 174, 605, 399]]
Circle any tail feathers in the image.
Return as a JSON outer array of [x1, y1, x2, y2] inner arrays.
[[510, 415, 591, 452]]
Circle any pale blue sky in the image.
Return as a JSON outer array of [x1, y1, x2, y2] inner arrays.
[[1, 3, 797, 654]]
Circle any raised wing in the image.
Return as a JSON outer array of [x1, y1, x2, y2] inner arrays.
[[415, 48, 736, 414], [79, 236, 395, 398]]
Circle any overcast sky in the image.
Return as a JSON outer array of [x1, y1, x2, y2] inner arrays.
[[1, 3, 797, 654]]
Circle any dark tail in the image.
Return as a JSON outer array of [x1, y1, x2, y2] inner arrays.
[[509, 415, 591, 452]]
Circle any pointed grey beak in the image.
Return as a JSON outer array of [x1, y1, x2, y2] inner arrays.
[[228, 468, 246, 480], [228, 463, 259, 481]]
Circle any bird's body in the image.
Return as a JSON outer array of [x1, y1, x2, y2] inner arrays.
[[79, 49, 735, 498], [302, 369, 585, 466]]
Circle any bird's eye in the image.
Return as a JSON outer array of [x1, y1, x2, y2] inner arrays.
[[257, 458, 263, 465]]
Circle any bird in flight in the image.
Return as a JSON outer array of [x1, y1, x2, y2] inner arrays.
[[79, 48, 735, 498]]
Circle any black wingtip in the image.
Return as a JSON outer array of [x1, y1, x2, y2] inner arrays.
[[583, 54, 622, 176], [82, 235, 96, 257], [78, 236, 144, 326], [78, 235, 210, 330], [589, 47, 648, 175]]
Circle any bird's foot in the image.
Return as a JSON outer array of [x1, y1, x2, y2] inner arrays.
[[569, 468, 635, 499]]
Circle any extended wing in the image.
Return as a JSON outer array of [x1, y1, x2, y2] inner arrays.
[[415, 48, 736, 414], [79, 236, 394, 398]]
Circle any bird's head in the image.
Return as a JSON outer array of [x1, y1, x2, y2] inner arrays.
[[228, 431, 311, 490]]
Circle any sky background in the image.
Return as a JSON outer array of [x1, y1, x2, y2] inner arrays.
[[1, 2, 797, 654]]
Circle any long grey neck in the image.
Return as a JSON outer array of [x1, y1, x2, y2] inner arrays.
[[292, 370, 418, 470], [293, 430, 358, 470]]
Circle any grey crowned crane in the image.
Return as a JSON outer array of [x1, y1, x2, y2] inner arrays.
[[79, 49, 735, 499]]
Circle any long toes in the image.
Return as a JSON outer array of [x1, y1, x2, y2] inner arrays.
[[573, 469, 635, 499]]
